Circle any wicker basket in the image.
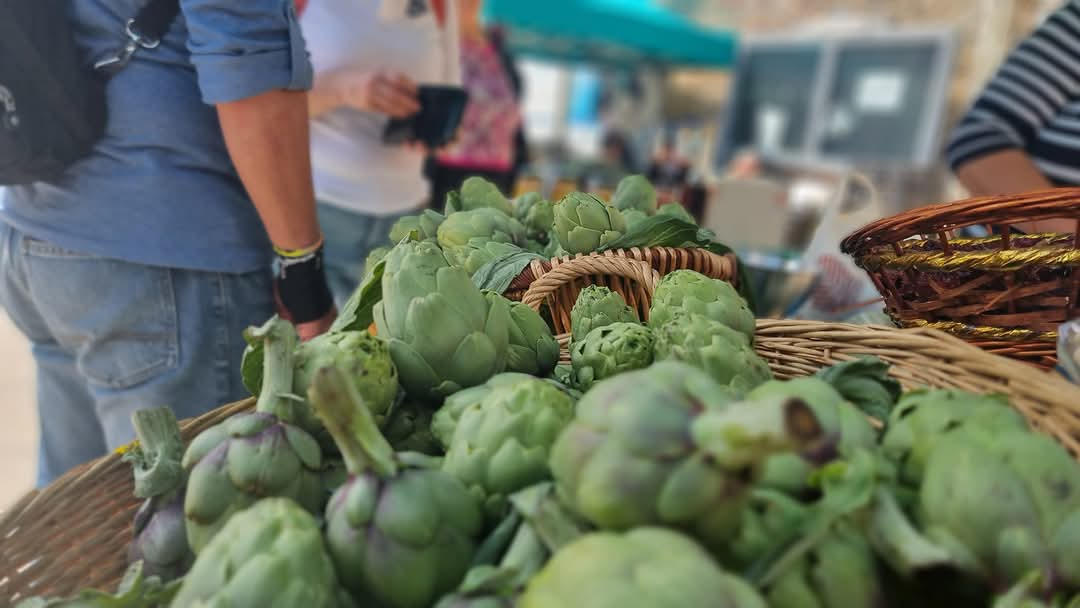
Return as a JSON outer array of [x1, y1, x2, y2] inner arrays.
[[506, 246, 738, 335], [4, 261, 1080, 603], [841, 188, 1080, 369]]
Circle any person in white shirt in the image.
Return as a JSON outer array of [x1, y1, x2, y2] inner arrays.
[[302, 0, 453, 305]]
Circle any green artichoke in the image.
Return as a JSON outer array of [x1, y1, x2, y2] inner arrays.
[[123, 407, 191, 581], [656, 201, 695, 223], [308, 365, 484, 608], [570, 322, 654, 390], [447, 176, 514, 216], [389, 209, 446, 243], [815, 356, 902, 422], [381, 398, 442, 456], [610, 174, 658, 215], [550, 361, 825, 551], [436, 208, 527, 274], [747, 377, 877, 495], [520, 528, 767, 608], [569, 285, 637, 342], [622, 208, 649, 230], [171, 498, 343, 608], [442, 379, 576, 518], [917, 426, 1080, 593], [293, 330, 399, 426], [374, 240, 510, 403], [514, 193, 555, 241], [648, 270, 755, 339], [879, 389, 1028, 488], [652, 311, 772, 393], [433, 373, 544, 448], [16, 562, 181, 608], [182, 317, 323, 553], [553, 192, 627, 254], [504, 300, 559, 377]]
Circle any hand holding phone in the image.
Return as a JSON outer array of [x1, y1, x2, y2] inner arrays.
[[383, 85, 468, 148], [333, 69, 420, 118]]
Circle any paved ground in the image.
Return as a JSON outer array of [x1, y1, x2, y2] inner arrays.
[[0, 312, 37, 510]]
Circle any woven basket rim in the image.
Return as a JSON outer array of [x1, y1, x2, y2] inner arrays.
[[841, 187, 1080, 256]]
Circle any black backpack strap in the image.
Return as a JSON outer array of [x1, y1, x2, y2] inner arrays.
[[94, 0, 180, 74], [130, 0, 181, 45]]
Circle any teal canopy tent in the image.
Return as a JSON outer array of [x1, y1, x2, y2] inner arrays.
[[484, 0, 738, 69]]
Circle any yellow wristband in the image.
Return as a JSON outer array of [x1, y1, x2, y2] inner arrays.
[[273, 235, 325, 259]]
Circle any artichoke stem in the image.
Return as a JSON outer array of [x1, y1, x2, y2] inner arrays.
[[247, 316, 301, 423], [127, 406, 185, 499], [499, 522, 549, 585], [307, 364, 398, 478], [692, 397, 824, 470], [867, 487, 953, 576]]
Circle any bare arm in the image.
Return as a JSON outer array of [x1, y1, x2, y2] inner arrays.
[[217, 89, 321, 250], [954, 149, 1073, 233], [954, 149, 1053, 198], [217, 89, 335, 337]]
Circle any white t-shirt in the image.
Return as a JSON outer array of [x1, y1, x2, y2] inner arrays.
[[302, 0, 449, 215]]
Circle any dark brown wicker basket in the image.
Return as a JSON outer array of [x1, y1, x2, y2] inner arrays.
[[841, 188, 1080, 369]]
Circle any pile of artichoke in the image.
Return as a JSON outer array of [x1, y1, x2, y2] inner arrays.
[[23, 178, 1080, 608]]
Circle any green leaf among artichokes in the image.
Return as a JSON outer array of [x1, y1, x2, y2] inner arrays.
[[656, 201, 695, 223]]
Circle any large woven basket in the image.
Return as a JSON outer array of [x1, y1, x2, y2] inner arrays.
[[841, 188, 1080, 369], [4, 269, 1080, 604]]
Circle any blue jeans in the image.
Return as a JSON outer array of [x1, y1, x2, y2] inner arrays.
[[317, 202, 415, 309], [0, 223, 274, 486]]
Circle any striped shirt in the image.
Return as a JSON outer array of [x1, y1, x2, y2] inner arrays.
[[946, 0, 1080, 185]]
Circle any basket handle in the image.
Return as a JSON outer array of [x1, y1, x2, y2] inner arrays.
[[521, 255, 662, 314]]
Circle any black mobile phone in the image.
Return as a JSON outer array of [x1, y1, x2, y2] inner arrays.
[[382, 85, 468, 148]]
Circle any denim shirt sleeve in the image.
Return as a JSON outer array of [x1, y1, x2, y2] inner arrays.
[[180, 0, 313, 104]]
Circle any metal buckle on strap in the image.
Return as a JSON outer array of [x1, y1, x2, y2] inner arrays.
[[93, 19, 163, 74]]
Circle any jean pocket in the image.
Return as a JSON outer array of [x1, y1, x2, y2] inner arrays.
[[22, 239, 180, 389]]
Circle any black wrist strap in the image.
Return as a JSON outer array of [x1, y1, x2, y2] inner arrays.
[[275, 246, 335, 324]]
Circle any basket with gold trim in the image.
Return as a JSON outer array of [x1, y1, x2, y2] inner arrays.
[[841, 188, 1080, 369]]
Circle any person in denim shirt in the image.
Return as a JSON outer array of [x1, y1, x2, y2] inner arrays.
[[0, 0, 336, 486]]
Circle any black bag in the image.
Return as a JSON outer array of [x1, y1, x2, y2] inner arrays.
[[0, 0, 178, 185]]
